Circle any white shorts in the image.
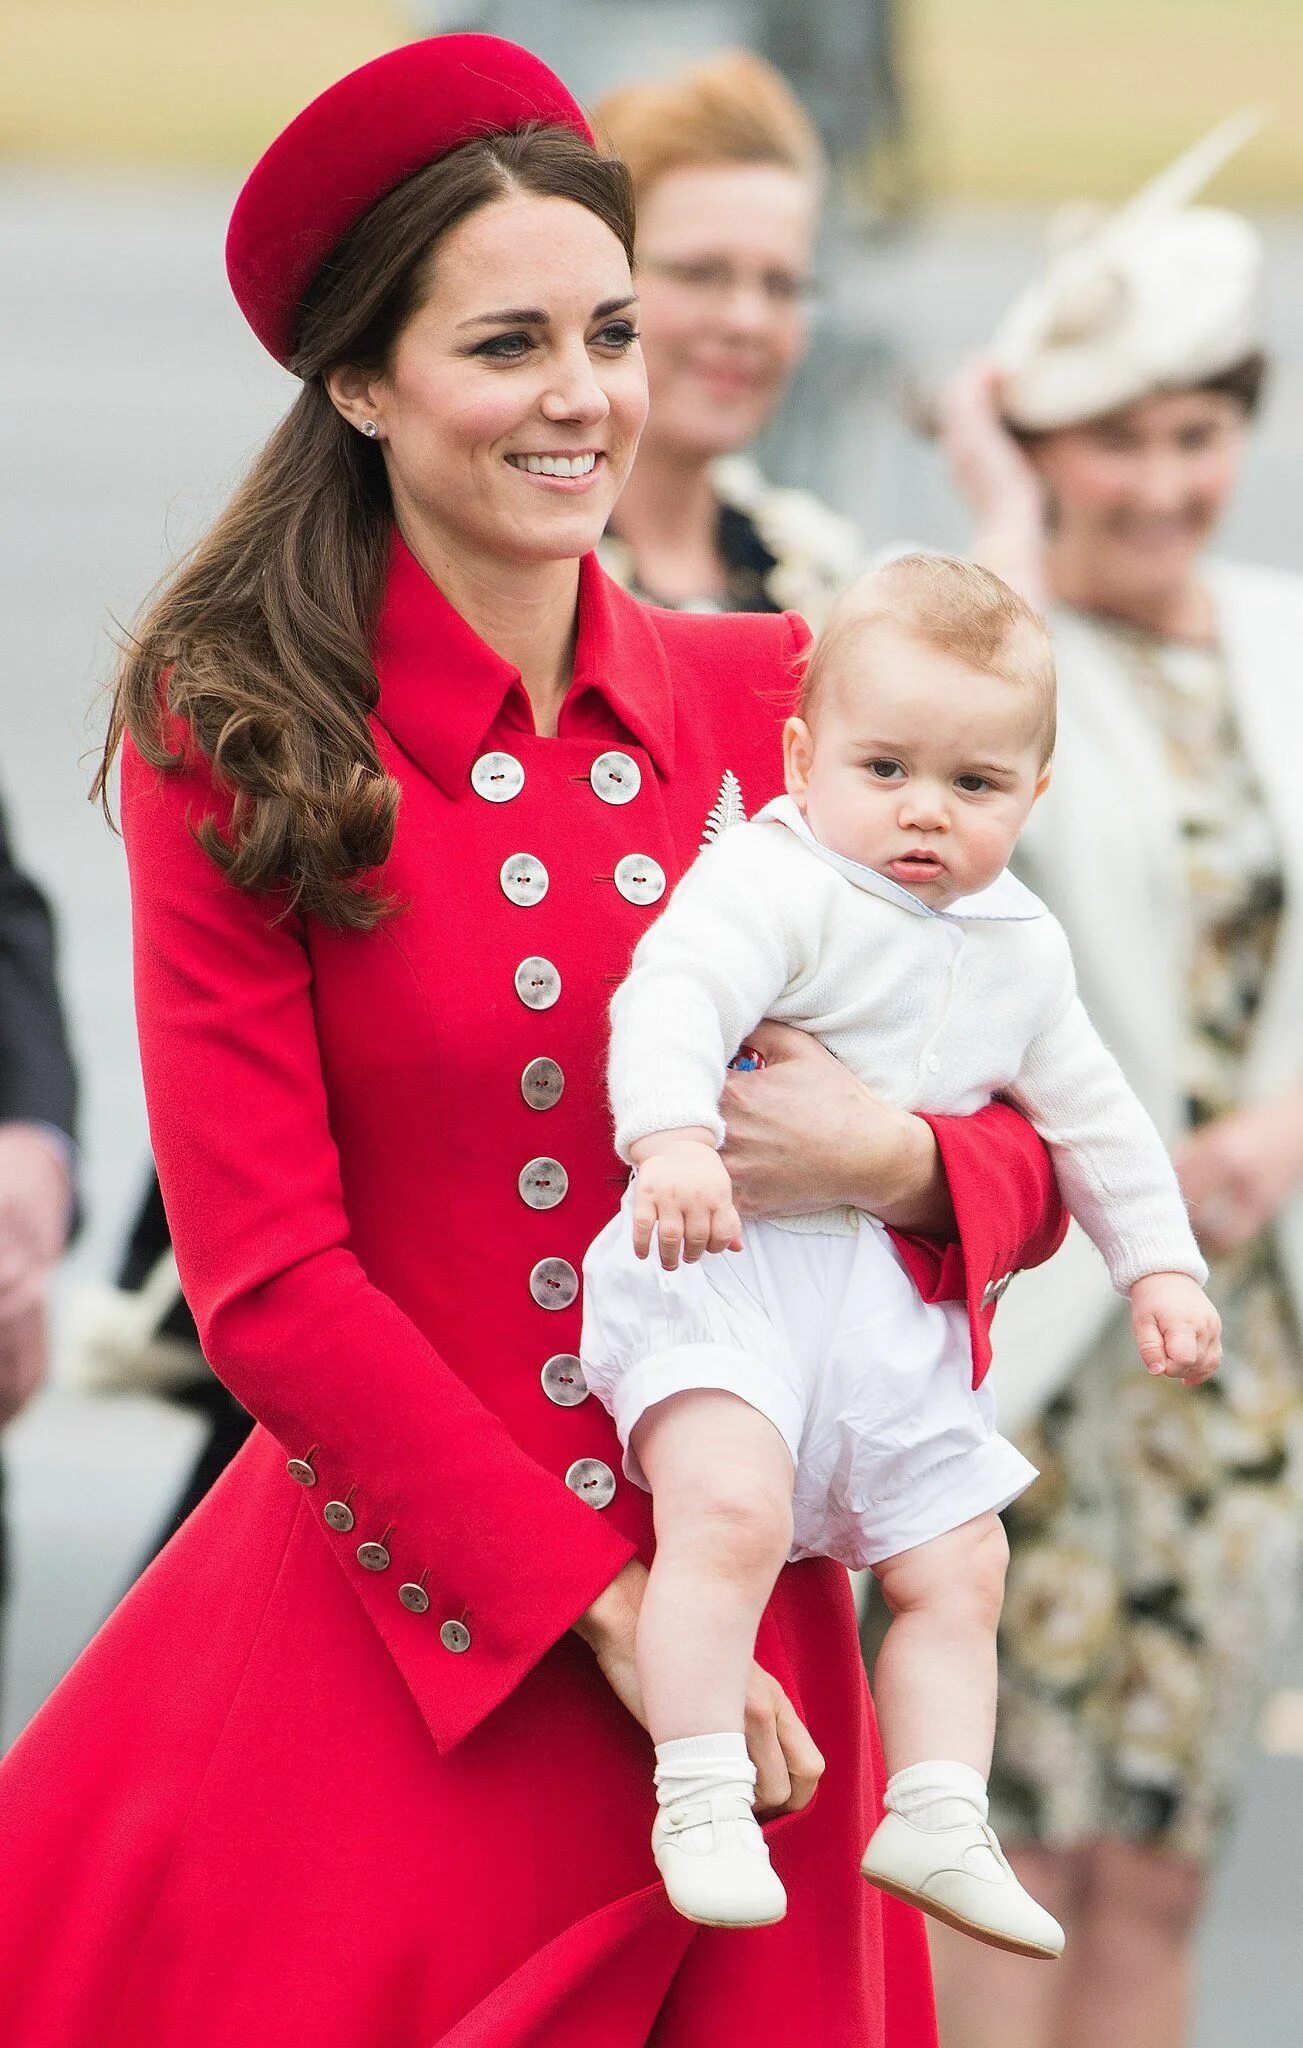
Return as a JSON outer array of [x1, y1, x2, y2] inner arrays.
[[580, 1186, 1037, 1571]]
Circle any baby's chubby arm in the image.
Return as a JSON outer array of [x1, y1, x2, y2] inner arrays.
[[1007, 941, 1220, 1387], [608, 823, 806, 1163], [628, 1127, 744, 1271]]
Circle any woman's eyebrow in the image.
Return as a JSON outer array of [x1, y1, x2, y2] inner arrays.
[[457, 294, 638, 331]]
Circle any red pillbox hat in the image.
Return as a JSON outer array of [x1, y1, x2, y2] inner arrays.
[[226, 34, 594, 367]]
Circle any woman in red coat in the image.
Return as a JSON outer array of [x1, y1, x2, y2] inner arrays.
[[0, 37, 1065, 2047]]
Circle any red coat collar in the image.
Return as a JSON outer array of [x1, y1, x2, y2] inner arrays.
[[371, 532, 676, 796]]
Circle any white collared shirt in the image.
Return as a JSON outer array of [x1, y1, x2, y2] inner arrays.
[[609, 798, 1204, 1290]]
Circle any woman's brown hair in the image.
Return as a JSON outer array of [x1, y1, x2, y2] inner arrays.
[[95, 125, 635, 930]]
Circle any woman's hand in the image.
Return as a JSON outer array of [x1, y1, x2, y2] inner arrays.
[[719, 1023, 953, 1235], [573, 1561, 825, 1813], [1175, 1091, 1303, 1256], [936, 358, 1049, 611]]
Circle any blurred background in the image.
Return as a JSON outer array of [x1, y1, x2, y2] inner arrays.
[[2, 3, 1300, 2041]]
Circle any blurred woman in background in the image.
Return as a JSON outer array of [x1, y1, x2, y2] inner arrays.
[[932, 119, 1303, 2048], [595, 51, 861, 623]]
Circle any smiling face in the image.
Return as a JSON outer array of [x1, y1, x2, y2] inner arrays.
[[633, 162, 817, 459], [1028, 388, 1247, 616], [328, 190, 649, 570], [783, 622, 1052, 907]]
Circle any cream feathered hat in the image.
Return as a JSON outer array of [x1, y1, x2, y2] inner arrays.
[[991, 111, 1265, 432]]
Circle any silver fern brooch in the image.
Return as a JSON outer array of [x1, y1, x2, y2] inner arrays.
[[701, 769, 747, 846]]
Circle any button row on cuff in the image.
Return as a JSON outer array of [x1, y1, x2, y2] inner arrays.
[[289, 1455, 470, 1647]]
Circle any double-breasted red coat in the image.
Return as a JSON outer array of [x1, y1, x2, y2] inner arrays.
[[0, 538, 1065, 2047]]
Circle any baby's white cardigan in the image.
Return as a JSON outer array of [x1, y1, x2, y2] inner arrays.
[[610, 797, 1206, 1292]]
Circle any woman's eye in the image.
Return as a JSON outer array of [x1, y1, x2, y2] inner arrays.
[[477, 332, 533, 360], [595, 320, 641, 351], [867, 759, 904, 780]]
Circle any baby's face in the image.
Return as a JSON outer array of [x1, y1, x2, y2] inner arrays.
[[783, 624, 1050, 908]]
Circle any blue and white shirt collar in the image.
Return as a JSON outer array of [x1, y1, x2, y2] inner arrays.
[[753, 795, 1047, 924]]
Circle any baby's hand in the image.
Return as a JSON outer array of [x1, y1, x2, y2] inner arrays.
[[628, 1129, 743, 1271], [1129, 1272, 1222, 1387]]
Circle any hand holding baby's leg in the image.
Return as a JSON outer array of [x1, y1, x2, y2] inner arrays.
[[632, 1389, 797, 1927], [862, 1513, 1064, 1959]]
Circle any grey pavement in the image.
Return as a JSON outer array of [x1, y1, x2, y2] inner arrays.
[[1, 169, 1300, 2040]]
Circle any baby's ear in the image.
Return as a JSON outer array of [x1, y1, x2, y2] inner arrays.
[[1033, 762, 1053, 802], [782, 716, 814, 800]]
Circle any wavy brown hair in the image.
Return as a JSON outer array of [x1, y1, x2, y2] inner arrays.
[[95, 125, 636, 929]]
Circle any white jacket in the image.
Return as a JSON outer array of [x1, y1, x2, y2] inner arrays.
[[609, 795, 1205, 1291], [990, 560, 1303, 1431]]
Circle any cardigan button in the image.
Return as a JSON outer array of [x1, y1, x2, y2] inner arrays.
[[519, 1157, 569, 1211], [500, 853, 549, 907], [470, 751, 524, 802], [590, 751, 641, 806], [541, 1354, 590, 1407], [613, 854, 666, 906], [514, 957, 561, 1011], [529, 1257, 579, 1311], [521, 1056, 565, 1111], [440, 1620, 472, 1654], [565, 1458, 616, 1510]]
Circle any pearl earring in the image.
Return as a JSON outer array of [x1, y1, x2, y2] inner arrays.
[[362, 420, 379, 439]]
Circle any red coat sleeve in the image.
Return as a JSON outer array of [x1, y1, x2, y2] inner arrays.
[[887, 1103, 1069, 1386], [121, 738, 635, 1753]]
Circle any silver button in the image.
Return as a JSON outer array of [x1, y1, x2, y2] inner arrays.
[[521, 1056, 564, 1111], [357, 1539, 391, 1572], [286, 1455, 318, 1487], [519, 1156, 569, 1210], [541, 1354, 590, 1407], [590, 751, 641, 806], [530, 1257, 579, 1311], [470, 751, 524, 803], [981, 1272, 1014, 1311], [440, 1619, 472, 1654], [514, 957, 561, 1011], [323, 1499, 355, 1532], [500, 853, 549, 907], [399, 1582, 430, 1614], [565, 1457, 616, 1509], [614, 854, 666, 906]]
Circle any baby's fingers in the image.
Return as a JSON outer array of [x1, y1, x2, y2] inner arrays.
[[1160, 1319, 1199, 1377], [707, 1202, 744, 1256], [631, 1193, 660, 1262], [1133, 1313, 1168, 1377], [656, 1206, 686, 1271], [1183, 1317, 1223, 1387]]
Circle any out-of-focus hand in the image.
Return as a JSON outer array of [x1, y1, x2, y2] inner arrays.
[[573, 1561, 824, 1813], [719, 1023, 950, 1234], [628, 1128, 742, 1269], [0, 1301, 50, 1428], [0, 1123, 73, 1331], [1175, 1094, 1303, 1256], [936, 358, 1049, 610], [1130, 1271, 1222, 1386]]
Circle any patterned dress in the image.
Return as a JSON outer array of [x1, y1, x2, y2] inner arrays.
[[599, 456, 862, 630], [990, 622, 1303, 1864]]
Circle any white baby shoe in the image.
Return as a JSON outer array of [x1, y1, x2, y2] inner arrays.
[[860, 1810, 1065, 1958], [652, 1789, 788, 1928]]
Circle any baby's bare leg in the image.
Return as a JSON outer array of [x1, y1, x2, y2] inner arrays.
[[632, 1388, 795, 1743], [871, 1511, 1009, 1777]]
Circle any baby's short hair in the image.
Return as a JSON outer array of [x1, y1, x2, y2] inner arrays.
[[799, 553, 1057, 763]]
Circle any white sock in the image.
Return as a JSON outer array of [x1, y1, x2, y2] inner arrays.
[[885, 1759, 990, 1832], [654, 1732, 755, 1810]]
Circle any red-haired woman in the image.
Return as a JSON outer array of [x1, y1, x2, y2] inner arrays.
[[0, 37, 1064, 2047]]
